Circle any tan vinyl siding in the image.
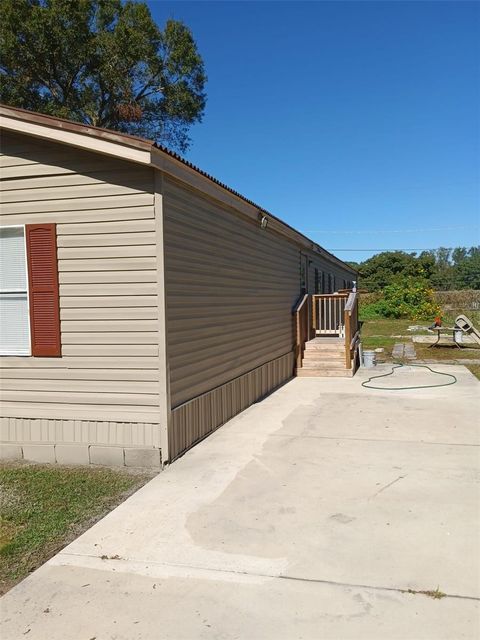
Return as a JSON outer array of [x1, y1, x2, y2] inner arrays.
[[163, 176, 300, 409], [0, 131, 160, 434], [307, 253, 354, 294], [162, 176, 356, 459]]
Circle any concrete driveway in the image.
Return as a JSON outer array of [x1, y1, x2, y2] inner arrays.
[[1, 364, 479, 639]]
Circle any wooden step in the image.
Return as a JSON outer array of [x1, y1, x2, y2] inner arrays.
[[305, 340, 345, 351], [304, 345, 345, 353], [301, 360, 348, 369], [303, 350, 345, 359], [297, 368, 354, 378], [303, 352, 345, 361]]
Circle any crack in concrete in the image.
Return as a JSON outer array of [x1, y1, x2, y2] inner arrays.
[[277, 574, 480, 602], [271, 434, 480, 447], [371, 474, 406, 498], [56, 552, 480, 603]]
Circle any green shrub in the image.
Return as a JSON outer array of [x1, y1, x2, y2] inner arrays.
[[360, 279, 440, 321], [359, 292, 382, 307], [359, 301, 384, 320]]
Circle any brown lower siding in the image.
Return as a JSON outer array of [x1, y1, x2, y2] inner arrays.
[[169, 351, 294, 460]]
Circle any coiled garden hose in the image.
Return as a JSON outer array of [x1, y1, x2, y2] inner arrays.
[[361, 362, 458, 391]]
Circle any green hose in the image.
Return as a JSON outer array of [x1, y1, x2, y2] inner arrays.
[[361, 362, 457, 391]]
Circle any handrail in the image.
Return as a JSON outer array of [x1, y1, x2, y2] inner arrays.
[[344, 291, 357, 313], [349, 329, 360, 350], [293, 293, 309, 313], [312, 293, 349, 298], [293, 293, 311, 369], [344, 292, 359, 369]]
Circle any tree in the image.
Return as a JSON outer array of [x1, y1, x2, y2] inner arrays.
[[0, 0, 206, 152], [357, 251, 427, 292], [453, 247, 480, 289], [451, 247, 468, 265], [346, 261, 361, 272], [356, 246, 479, 292]]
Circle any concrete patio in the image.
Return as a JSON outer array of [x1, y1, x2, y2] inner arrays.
[[1, 364, 479, 639]]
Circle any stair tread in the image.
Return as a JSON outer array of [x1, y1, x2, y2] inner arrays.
[[303, 353, 344, 359], [297, 368, 354, 378], [301, 362, 347, 369]]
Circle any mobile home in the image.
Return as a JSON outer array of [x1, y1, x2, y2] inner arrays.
[[0, 105, 357, 466]]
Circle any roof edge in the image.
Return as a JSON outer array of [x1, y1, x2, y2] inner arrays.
[[0, 104, 153, 151], [0, 104, 357, 275]]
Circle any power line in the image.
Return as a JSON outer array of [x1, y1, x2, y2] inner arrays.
[[304, 225, 479, 235], [329, 248, 448, 252]]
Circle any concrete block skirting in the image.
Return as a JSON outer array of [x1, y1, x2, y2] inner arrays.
[[0, 416, 163, 468], [124, 447, 162, 468], [0, 443, 23, 460], [89, 445, 125, 467], [55, 444, 90, 466], [0, 442, 162, 468], [23, 444, 56, 464]]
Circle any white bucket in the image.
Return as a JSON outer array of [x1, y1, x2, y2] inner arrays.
[[362, 350, 377, 368]]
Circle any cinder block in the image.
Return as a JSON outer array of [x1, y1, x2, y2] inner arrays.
[[89, 445, 125, 467], [22, 444, 56, 464], [124, 447, 161, 469], [0, 443, 23, 460], [55, 444, 89, 466]]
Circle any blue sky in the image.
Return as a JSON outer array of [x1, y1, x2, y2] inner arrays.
[[148, 1, 479, 263]]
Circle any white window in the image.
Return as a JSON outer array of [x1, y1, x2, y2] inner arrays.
[[0, 226, 31, 356]]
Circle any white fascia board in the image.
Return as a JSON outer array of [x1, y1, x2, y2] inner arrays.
[[0, 115, 152, 165]]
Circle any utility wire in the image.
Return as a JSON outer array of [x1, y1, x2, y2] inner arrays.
[[330, 249, 404, 251], [304, 225, 479, 235]]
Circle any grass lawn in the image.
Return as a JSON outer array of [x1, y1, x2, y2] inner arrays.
[[466, 364, 480, 380], [360, 318, 428, 352], [360, 318, 418, 340], [0, 462, 154, 595], [360, 316, 480, 380]]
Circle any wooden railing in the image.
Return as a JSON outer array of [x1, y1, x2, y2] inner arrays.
[[295, 290, 360, 372], [344, 291, 360, 369], [293, 293, 310, 369], [312, 293, 349, 335]]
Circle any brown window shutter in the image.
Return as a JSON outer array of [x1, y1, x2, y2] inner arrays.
[[25, 223, 61, 357]]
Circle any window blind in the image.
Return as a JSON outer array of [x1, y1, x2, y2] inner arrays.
[[0, 227, 30, 355]]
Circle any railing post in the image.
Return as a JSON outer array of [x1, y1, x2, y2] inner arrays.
[[296, 307, 302, 370], [294, 294, 310, 371], [311, 296, 317, 338], [344, 308, 351, 369], [312, 296, 315, 335]]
